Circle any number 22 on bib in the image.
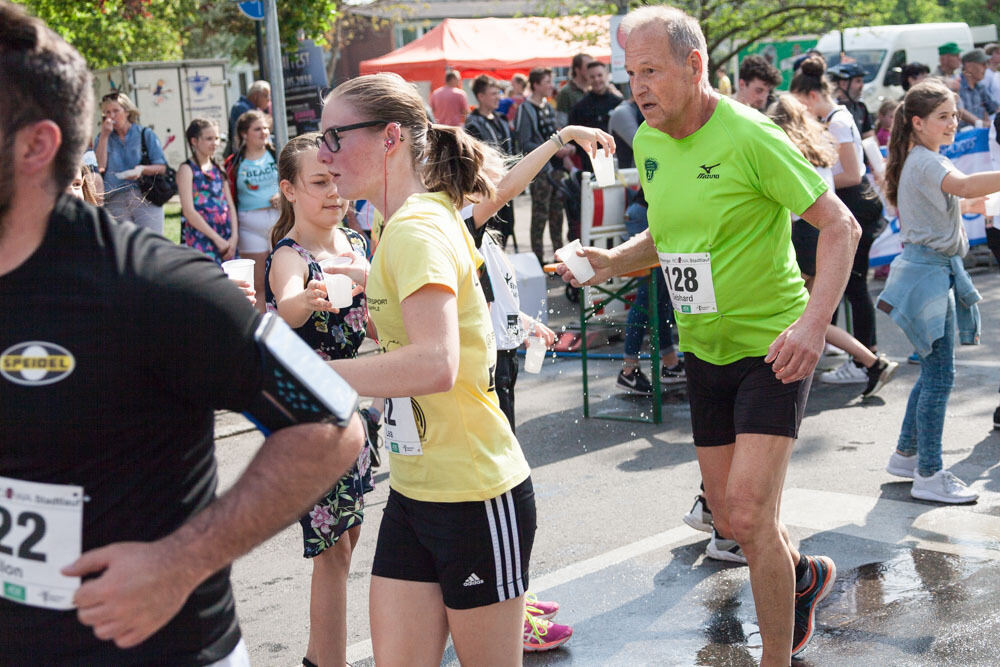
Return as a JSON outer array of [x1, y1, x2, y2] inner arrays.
[[382, 397, 424, 455], [658, 252, 717, 314]]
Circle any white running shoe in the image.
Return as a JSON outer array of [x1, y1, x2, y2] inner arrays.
[[682, 495, 713, 533], [886, 451, 916, 479], [705, 530, 747, 564], [824, 343, 847, 356], [911, 470, 979, 504], [819, 359, 868, 384]]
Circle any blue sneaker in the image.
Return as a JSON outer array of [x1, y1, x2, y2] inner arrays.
[[792, 555, 836, 656], [908, 352, 921, 364]]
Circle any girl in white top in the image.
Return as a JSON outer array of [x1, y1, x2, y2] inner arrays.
[[769, 94, 897, 398], [791, 56, 885, 382]]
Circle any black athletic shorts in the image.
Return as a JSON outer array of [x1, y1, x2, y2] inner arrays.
[[371, 477, 536, 609], [685, 352, 812, 447]]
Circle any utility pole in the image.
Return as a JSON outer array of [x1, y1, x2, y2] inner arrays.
[[263, 0, 288, 149]]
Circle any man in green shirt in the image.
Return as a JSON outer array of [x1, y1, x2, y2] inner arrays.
[[556, 6, 859, 665]]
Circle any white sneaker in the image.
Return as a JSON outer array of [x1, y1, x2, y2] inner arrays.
[[819, 359, 868, 384], [886, 451, 916, 478], [682, 495, 713, 533], [911, 470, 979, 504], [706, 530, 748, 564], [824, 343, 847, 356]]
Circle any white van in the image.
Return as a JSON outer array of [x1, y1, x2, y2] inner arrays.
[[815, 23, 974, 110]]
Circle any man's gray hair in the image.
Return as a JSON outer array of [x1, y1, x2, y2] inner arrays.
[[620, 5, 708, 68]]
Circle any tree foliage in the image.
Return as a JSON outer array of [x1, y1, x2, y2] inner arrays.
[[15, 0, 193, 69]]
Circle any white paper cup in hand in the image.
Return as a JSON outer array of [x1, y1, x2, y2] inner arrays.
[[591, 151, 616, 187], [319, 257, 354, 309], [221, 258, 255, 284], [985, 192, 1000, 218], [555, 239, 595, 283], [524, 336, 547, 373]]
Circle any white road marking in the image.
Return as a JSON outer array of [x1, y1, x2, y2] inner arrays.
[[346, 487, 999, 661]]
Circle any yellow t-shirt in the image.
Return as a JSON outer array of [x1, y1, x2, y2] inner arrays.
[[366, 192, 530, 502]]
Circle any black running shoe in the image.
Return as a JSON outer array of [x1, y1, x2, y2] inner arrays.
[[616, 368, 652, 395], [792, 555, 836, 656], [862, 354, 899, 398], [661, 360, 686, 385], [994, 406, 1000, 430]]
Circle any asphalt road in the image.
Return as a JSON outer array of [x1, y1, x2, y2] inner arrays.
[[215, 197, 1000, 666]]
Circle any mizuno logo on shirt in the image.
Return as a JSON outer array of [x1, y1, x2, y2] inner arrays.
[[463, 573, 485, 587], [697, 163, 721, 179]]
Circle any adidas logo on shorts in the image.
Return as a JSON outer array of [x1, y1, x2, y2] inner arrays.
[[462, 572, 484, 587]]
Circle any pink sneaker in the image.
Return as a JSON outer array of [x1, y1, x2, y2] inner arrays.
[[523, 612, 573, 652], [525, 591, 559, 620]]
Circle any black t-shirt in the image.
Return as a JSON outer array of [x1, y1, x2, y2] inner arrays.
[[568, 90, 622, 133], [569, 90, 623, 168], [0, 195, 264, 664], [464, 109, 514, 155]]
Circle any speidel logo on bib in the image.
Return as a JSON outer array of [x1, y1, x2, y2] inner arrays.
[[0, 341, 75, 386]]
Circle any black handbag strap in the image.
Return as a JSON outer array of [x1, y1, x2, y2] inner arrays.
[[139, 126, 152, 166]]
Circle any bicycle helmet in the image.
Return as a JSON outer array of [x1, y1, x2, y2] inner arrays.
[[828, 63, 866, 80]]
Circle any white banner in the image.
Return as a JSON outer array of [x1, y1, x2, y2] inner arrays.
[[869, 127, 994, 267]]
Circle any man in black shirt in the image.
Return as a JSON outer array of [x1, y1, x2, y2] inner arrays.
[[569, 61, 623, 169], [465, 74, 516, 249], [0, 4, 364, 663]]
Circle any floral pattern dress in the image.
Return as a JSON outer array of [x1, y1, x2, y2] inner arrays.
[[264, 229, 375, 557], [181, 159, 234, 265]]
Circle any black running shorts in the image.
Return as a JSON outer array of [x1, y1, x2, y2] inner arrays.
[[685, 352, 812, 447], [371, 477, 536, 609]]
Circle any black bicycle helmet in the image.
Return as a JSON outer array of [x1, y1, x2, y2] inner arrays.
[[828, 62, 866, 80]]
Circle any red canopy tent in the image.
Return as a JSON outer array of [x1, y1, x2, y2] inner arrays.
[[360, 16, 612, 90]]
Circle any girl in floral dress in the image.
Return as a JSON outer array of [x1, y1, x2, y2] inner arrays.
[[264, 133, 373, 667], [177, 118, 238, 264]]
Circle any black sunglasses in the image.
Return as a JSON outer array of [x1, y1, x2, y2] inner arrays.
[[318, 120, 388, 153]]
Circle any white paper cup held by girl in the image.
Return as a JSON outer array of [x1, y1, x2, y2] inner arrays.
[[524, 336, 547, 373], [221, 258, 255, 284], [556, 239, 596, 283], [591, 151, 617, 188], [319, 257, 354, 309]]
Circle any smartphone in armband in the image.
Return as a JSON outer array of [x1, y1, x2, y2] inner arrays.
[[246, 313, 359, 435]]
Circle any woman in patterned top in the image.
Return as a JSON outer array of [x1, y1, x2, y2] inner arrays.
[[264, 133, 373, 667], [177, 118, 239, 264]]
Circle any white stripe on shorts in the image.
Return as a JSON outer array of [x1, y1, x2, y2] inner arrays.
[[504, 491, 524, 597], [485, 490, 523, 601]]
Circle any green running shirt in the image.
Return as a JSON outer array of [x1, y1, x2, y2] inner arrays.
[[634, 96, 828, 365]]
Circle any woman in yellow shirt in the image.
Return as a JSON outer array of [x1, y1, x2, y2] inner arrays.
[[317, 72, 533, 666]]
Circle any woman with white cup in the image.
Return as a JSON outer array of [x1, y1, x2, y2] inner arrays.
[[264, 133, 374, 667]]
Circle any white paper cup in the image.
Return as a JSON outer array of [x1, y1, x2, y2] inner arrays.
[[524, 336, 546, 373], [319, 257, 354, 309], [591, 152, 616, 188], [862, 137, 885, 177], [555, 239, 595, 283], [221, 258, 255, 284], [985, 192, 1000, 218]]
